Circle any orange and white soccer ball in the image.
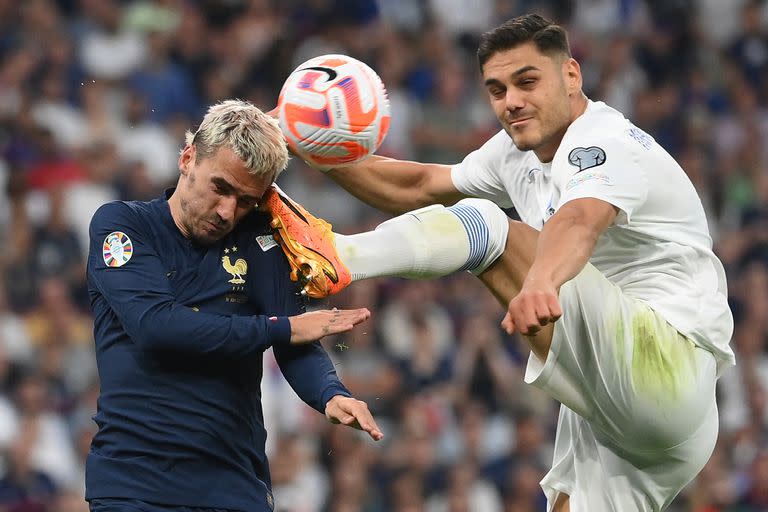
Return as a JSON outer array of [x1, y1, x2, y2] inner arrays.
[[278, 54, 390, 170]]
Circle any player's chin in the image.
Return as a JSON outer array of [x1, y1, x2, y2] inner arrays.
[[510, 135, 536, 152], [193, 228, 225, 245], [506, 129, 536, 151]]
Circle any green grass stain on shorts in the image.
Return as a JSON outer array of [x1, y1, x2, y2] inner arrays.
[[629, 307, 698, 402]]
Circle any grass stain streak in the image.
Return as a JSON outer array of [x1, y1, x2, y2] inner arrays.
[[630, 307, 697, 403]]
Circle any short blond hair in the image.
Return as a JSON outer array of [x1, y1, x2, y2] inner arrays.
[[185, 99, 288, 181]]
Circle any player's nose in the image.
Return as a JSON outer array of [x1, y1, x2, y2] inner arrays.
[[216, 196, 237, 224], [505, 88, 526, 111]]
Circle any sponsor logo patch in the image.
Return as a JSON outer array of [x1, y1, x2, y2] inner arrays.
[[627, 127, 654, 149], [256, 234, 278, 252], [566, 172, 613, 190], [102, 231, 133, 267]]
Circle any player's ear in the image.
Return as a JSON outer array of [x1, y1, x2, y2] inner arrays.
[[178, 144, 194, 175], [564, 57, 582, 95]]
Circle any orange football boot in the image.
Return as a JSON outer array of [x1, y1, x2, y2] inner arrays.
[[260, 185, 351, 298]]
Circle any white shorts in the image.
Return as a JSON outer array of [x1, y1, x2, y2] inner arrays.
[[525, 264, 719, 512]]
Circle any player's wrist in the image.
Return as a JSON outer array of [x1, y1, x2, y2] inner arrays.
[[266, 316, 292, 346], [323, 391, 352, 409], [522, 272, 557, 291]]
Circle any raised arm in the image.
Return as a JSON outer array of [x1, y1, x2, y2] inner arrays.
[[324, 156, 466, 214], [502, 198, 617, 336], [266, 105, 468, 214], [88, 202, 294, 356]]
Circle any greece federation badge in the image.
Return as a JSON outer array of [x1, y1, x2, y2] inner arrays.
[[103, 231, 133, 267]]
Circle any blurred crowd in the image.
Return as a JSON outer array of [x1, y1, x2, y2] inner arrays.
[[0, 0, 766, 511]]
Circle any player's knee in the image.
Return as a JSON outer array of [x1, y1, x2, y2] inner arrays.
[[373, 203, 472, 277], [370, 201, 508, 278], [447, 198, 509, 275]]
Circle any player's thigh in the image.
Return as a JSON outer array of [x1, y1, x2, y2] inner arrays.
[[525, 263, 718, 452], [546, 404, 718, 512], [553, 493, 570, 512]]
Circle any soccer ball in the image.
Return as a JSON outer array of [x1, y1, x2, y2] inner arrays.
[[278, 54, 390, 170]]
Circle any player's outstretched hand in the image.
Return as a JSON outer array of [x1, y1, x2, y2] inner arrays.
[[502, 280, 562, 336], [325, 395, 384, 441], [289, 308, 370, 344]]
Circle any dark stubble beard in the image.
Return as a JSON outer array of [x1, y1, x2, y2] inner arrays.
[[178, 195, 200, 242], [506, 112, 569, 160], [179, 171, 207, 243], [504, 124, 537, 152]]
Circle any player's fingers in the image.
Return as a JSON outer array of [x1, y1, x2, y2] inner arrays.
[[326, 323, 356, 336], [516, 298, 541, 335], [346, 308, 371, 324], [319, 309, 370, 335], [501, 311, 515, 334], [534, 299, 553, 326], [337, 414, 357, 426], [333, 308, 370, 325], [524, 291, 555, 326], [523, 321, 541, 335], [361, 424, 384, 441], [538, 305, 560, 326], [350, 404, 384, 441], [547, 294, 563, 321]]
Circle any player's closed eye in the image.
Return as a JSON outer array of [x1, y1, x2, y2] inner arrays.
[[238, 198, 257, 209], [489, 87, 505, 99]]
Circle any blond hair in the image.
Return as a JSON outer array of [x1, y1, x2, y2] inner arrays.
[[185, 99, 288, 181]]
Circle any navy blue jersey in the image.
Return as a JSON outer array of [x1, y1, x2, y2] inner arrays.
[[85, 192, 350, 510]]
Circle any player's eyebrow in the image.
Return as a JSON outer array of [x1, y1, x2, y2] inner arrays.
[[511, 65, 540, 77], [211, 176, 259, 204], [483, 65, 541, 87]]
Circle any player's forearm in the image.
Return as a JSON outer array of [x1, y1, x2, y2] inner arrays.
[[327, 156, 459, 214], [526, 211, 600, 290], [112, 296, 291, 356], [526, 199, 617, 289], [274, 341, 350, 412]]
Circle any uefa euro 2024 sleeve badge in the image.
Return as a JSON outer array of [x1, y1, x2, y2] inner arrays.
[[103, 231, 133, 267]]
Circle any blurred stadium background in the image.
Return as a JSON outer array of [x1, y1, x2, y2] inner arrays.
[[0, 0, 766, 510]]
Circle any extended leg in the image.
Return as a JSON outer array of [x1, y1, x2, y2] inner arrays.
[[262, 185, 553, 359]]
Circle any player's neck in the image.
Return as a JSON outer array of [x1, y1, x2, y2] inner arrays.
[[534, 93, 589, 163], [571, 93, 589, 121]]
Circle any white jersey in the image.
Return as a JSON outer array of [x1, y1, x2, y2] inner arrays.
[[452, 100, 735, 373]]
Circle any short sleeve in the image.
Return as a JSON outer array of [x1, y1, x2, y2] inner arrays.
[[552, 135, 648, 225], [451, 130, 516, 209]]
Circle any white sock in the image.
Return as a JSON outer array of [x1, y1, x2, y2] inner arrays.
[[335, 199, 509, 281]]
